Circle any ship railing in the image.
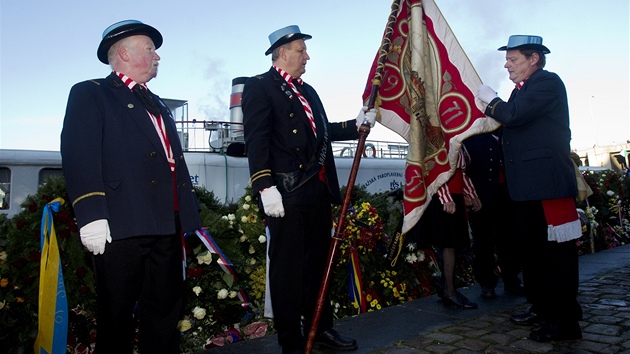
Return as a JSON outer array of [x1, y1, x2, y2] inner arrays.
[[174, 119, 407, 159]]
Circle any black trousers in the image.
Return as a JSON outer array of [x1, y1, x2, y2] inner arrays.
[[265, 182, 334, 352], [514, 200, 582, 326], [469, 183, 522, 289], [94, 230, 184, 354]]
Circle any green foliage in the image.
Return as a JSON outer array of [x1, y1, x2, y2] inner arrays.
[[1, 172, 628, 353]]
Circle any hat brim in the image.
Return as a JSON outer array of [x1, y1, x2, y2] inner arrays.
[[265, 33, 311, 56], [498, 43, 550, 54], [97, 23, 163, 64]]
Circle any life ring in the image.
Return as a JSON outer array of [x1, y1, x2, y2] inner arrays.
[[339, 147, 354, 157], [362, 143, 376, 158]]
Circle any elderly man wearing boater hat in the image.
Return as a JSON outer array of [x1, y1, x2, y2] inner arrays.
[[61, 20, 201, 353], [477, 35, 582, 342], [242, 25, 375, 353]]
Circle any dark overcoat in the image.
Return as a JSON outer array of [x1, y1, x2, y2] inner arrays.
[[242, 68, 358, 205], [484, 69, 577, 201], [61, 73, 201, 239]]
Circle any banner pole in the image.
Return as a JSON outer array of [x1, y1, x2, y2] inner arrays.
[[304, 1, 401, 352]]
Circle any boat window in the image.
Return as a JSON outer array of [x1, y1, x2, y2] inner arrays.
[[39, 168, 63, 185], [0, 167, 10, 210]]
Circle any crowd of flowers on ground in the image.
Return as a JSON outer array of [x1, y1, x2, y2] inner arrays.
[[1, 169, 628, 353]]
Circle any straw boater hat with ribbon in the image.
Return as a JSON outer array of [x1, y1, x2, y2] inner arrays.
[[265, 25, 312, 56], [97, 20, 163, 64], [497, 35, 550, 54]]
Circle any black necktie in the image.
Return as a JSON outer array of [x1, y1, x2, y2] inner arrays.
[[133, 85, 161, 117]]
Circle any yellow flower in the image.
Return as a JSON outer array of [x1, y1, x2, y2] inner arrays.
[[0, 278, 8, 288], [16, 297, 24, 303]]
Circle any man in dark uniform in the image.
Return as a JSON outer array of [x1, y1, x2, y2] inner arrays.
[[61, 20, 201, 353], [464, 130, 523, 299], [242, 25, 375, 354], [477, 35, 582, 342]]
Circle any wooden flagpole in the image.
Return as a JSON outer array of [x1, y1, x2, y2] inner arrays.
[[304, 1, 401, 352]]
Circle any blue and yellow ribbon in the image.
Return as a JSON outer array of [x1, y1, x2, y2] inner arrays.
[[34, 197, 68, 354]]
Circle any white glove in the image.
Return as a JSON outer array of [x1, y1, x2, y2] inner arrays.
[[260, 186, 285, 217], [477, 84, 498, 104], [355, 106, 377, 128], [79, 219, 112, 255]]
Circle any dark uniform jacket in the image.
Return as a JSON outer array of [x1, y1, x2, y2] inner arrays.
[[242, 68, 359, 205], [463, 131, 504, 203], [61, 73, 201, 239], [484, 69, 577, 201]]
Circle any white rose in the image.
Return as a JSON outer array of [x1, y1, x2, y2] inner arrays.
[[240, 235, 248, 242], [241, 216, 248, 223], [249, 245, 256, 254], [607, 190, 615, 196], [193, 306, 207, 320], [229, 290, 238, 299], [245, 195, 252, 202], [243, 203, 250, 210], [221, 215, 228, 220], [192, 286, 202, 296], [0, 251, 7, 262], [417, 251, 425, 262], [178, 320, 192, 332], [228, 214, 236, 221], [249, 258, 257, 265], [217, 288, 229, 299], [197, 251, 212, 265], [258, 235, 267, 243]]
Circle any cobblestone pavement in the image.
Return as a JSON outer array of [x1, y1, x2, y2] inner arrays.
[[371, 266, 630, 354], [200, 246, 630, 354]]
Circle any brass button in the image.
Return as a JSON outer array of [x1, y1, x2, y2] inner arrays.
[[151, 180, 157, 186], [150, 151, 157, 157], [183, 183, 189, 188], [292, 129, 298, 134], [295, 148, 300, 152], [299, 164, 304, 169], [289, 113, 295, 118]]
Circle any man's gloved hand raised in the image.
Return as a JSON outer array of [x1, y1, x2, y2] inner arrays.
[[80, 219, 112, 255], [260, 185, 285, 217], [477, 84, 499, 104], [355, 106, 377, 128]]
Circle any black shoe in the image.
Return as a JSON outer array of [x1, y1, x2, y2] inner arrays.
[[529, 323, 582, 342], [442, 291, 478, 309], [504, 283, 525, 295], [480, 287, 496, 299], [315, 329, 358, 351], [510, 310, 543, 326]]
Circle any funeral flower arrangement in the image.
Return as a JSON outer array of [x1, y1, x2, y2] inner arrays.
[[1, 170, 628, 353]]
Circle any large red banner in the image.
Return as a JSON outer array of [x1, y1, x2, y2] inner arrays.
[[363, 0, 500, 234]]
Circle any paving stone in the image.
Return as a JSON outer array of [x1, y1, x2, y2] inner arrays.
[[485, 345, 529, 354], [574, 339, 618, 353], [583, 323, 622, 336], [479, 332, 514, 345], [582, 331, 624, 344], [425, 332, 463, 344], [588, 315, 624, 324], [452, 338, 488, 352], [511, 338, 554, 353], [404, 336, 436, 348], [377, 345, 424, 354], [423, 343, 457, 353]]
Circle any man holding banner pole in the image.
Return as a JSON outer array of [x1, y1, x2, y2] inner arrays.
[[477, 35, 582, 342], [242, 25, 375, 353]]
